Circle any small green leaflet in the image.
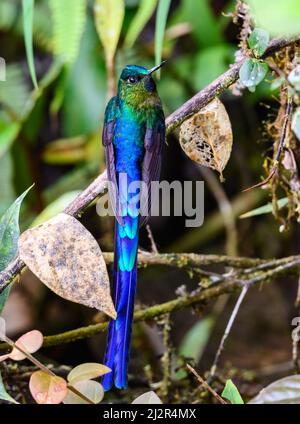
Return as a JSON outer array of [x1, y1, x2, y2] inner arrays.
[[239, 58, 268, 92], [0, 185, 33, 271], [239, 197, 288, 219], [0, 185, 33, 313], [248, 28, 269, 58], [222, 379, 244, 404]]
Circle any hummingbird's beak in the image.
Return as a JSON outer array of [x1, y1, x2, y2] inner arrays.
[[148, 60, 167, 75]]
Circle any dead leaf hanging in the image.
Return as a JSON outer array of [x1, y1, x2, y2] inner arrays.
[[18, 213, 116, 319], [179, 98, 233, 178]]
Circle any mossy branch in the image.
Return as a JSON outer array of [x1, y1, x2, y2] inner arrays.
[[0, 254, 299, 351]]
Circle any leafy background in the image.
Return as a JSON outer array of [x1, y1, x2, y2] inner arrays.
[[1, 0, 300, 403]]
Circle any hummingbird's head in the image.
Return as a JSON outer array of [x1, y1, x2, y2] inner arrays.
[[118, 62, 166, 106]]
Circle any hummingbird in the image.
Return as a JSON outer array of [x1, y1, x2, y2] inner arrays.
[[102, 62, 166, 391]]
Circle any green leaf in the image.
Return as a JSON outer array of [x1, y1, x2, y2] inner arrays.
[[125, 0, 157, 48], [247, 0, 300, 37], [94, 0, 125, 64], [177, 317, 215, 379], [222, 380, 244, 404], [0, 372, 18, 404], [248, 28, 269, 58], [0, 186, 33, 272], [179, 317, 215, 362], [239, 58, 268, 90], [249, 375, 300, 404], [239, 197, 288, 219], [0, 120, 20, 159], [50, 0, 87, 64], [154, 0, 171, 78], [292, 107, 300, 141], [22, 0, 38, 89], [0, 186, 33, 313]]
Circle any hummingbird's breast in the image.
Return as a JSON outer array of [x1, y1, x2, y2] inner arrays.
[[113, 113, 145, 180]]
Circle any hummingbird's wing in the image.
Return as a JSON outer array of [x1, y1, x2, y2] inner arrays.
[[140, 107, 165, 227], [102, 96, 124, 226]]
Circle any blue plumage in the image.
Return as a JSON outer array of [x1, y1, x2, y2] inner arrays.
[[102, 64, 165, 390]]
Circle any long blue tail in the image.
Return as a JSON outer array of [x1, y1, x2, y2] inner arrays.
[[102, 213, 139, 391]]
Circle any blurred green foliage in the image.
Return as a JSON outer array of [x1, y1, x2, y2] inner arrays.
[[222, 380, 244, 404], [0, 0, 245, 226], [247, 0, 300, 37]]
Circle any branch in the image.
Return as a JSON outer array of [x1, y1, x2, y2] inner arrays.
[[165, 35, 299, 134], [102, 251, 299, 269], [0, 254, 299, 351], [0, 34, 298, 293]]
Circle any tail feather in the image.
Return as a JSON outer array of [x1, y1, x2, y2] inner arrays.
[[102, 219, 138, 391], [115, 267, 137, 388]]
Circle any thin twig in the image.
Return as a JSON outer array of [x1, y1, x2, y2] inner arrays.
[[186, 363, 227, 404], [208, 285, 249, 382], [146, 225, 159, 254]]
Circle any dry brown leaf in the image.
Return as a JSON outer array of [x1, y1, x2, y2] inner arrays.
[[179, 98, 233, 178], [18, 213, 116, 319]]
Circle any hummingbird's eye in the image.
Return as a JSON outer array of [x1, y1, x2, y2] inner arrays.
[[127, 76, 138, 84]]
